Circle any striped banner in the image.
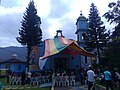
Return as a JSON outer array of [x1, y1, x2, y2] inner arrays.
[[41, 37, 95, 59]]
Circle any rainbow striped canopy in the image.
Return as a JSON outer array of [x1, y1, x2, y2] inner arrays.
[[41, 36, 95, 59]]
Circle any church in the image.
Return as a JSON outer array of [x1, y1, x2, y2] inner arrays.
[[29, 13, 95, 72], [0, 13, 95, 74]]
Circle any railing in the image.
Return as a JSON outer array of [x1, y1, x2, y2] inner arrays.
[[9, 75, 76, 87], [53, 75, 75, 87]]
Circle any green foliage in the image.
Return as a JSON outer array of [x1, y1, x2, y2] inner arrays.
[[86, 3, 109, 50], [0, 78, 7, 85], [85, 3, 110, 63], [16, 1, 42, 71], [103, 0, 120, 24], [103, 0, 120, 45], [103, 38, 120, 66], [112, 25, 120, 39], [103, 0, 120, 66]]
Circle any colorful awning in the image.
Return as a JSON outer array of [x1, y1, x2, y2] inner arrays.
[[41, 36, 95, 59]]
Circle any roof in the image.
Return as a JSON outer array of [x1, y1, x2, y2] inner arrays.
[[41, 36, 95, 59], [76, 13, 87, 25], [78, 16, 86, 20], [77, 13, 87, 21], [0, 59, 26, 63]]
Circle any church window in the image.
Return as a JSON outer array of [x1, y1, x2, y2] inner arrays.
[[85, 56, 87, 63], [5, 64, 10, 70], [82, 32, 86, 40], [18, 64, 21, 71], [77, 34, 79, 41]]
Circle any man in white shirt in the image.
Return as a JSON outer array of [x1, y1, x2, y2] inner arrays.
[[87, 65, 96, 90], [27, 72, 32, 84]]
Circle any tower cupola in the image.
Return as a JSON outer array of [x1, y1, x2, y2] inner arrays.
[[75, 11, 88, 47], [11, 54, 17, 59], [54, 30, 64, 38], [76, 12, 87, 21]]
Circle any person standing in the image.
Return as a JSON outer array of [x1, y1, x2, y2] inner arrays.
[[27, 72, 32, 84], [87, 65, 96, 90], [6, 71, 10, 84], [116, 71, 120, 89], [21, 71, 26, 85], [104, 67, 113, 90], [48, 72, 52, 90]]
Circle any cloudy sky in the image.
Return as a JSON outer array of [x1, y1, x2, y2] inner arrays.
[[0, 0, 117, 47]]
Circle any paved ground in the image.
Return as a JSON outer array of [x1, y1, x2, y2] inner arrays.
[[54, 82, 87, 90], [54, 82, 106, 90], [2, 83, 88, 90], [3, 82, 106, 90], [55, 86, 87, 90]]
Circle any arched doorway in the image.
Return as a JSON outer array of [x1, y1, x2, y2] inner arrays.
[[54, 57, 66, 72]]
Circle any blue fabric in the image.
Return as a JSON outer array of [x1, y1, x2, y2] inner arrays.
[[104, 70, 111, 80]]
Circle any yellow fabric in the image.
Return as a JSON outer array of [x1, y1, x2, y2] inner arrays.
[[49, 39, 59, 55], [62, 37, 69, 45]]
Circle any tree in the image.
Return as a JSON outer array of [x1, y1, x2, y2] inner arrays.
[[86, 3, 109, 63], [16, 0, 42, 72], [103, 0, 120, 66], [103, 0, 120, 39]]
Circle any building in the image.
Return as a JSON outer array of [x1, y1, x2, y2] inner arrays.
[[29, 12, 95, 72], [75, 12, 94, 68], [0, 12, 95, 73], [30, 31, 94, 71], [0, 54, 26, 73]]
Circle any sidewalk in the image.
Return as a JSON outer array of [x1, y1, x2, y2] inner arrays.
[[2, 82, 106, 90], [55, 86, 87, 90]]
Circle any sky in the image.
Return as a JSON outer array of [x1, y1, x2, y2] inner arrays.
[[0, 0, 117, 47]]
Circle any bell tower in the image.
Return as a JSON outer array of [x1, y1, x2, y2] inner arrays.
[[75, 12, 88, 48], [54, 30, 65, 38]]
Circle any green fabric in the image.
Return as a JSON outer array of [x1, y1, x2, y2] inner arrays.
[[54, 38, 67, 52]]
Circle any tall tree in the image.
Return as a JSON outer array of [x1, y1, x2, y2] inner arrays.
[[16, 0, 42, 72], [86, 3, 109, 63], [104, 0, 120, 39], [103, 0, 120, 66]]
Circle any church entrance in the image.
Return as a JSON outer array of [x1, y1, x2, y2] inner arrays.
[[54, 58, 66, 72]]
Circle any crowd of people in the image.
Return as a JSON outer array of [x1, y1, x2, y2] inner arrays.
[[6, 71, 52, 85], [3, 65, 120, 90], [78, 65, 120, 90]]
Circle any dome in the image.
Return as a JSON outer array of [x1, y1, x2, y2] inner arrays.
[[11, 54, 17, 59], [77, 12, 87, 20]]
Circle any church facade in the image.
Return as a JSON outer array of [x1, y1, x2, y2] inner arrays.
[[29, 13, 95, 72], [0, 13, 95, 73]]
